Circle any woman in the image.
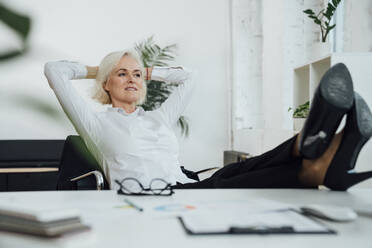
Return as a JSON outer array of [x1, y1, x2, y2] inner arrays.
[[44, 49, 372, 191]]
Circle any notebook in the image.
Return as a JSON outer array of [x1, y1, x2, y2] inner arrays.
[[0, 204, 90, 237]]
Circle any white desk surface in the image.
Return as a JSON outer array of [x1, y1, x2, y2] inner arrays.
[[0, 188, 371, 248]]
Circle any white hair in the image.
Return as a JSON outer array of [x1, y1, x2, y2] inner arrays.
[[93, 49, 147, 105]]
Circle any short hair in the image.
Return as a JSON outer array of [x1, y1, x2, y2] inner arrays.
[[93, 49, 147, 105]]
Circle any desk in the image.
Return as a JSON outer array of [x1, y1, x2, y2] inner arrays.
[[0, 189, 371, 248]]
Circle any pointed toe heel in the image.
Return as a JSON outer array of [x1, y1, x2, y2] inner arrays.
[[324, 92, 372, 191], [329, 171, 372, 191], [299, 63, 354, 159]]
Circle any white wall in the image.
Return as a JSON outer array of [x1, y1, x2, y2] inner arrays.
[[232, 0, 315, 154], [343, 0, 372, 52], [231, 0, 263, 132], [0, 0, 231, 171], [260, 0, 320, 151]]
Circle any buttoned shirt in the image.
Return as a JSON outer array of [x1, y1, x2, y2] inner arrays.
[[44, 61, 196, 189]]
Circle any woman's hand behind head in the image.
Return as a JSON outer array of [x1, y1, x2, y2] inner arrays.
[[86, 66, 99, 79]]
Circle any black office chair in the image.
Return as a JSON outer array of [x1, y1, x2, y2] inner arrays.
[[57, 135, 109, 190]]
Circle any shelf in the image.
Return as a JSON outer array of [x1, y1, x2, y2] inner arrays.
[[293, 53, 372, 109], [293, 56, 331, 109]]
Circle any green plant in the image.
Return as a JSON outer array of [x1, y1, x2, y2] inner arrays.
[[289, 101, 310, 118], [135, 36, 189, 137], [303, 0, 341, 42], [0, 3, 31, 60], [0, 4, 62, 118]]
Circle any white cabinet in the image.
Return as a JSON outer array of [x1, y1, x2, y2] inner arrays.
[[293, 53, 372, 187]]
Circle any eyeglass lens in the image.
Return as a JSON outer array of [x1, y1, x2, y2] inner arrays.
[[150, 179, 169, 194], [121, 178, 144, 194]]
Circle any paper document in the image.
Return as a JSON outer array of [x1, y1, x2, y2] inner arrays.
[[180, 210, 333, 234]]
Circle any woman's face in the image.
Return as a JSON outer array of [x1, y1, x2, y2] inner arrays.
[[104, 55, 144, 106]]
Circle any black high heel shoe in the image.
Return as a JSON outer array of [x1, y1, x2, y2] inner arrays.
[[299, 63, 354, 159], [324, 92, 372, 191]]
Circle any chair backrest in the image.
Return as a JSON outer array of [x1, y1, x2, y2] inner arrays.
[[57, 135, 109, 190]]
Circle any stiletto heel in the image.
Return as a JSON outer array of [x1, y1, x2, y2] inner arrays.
[[327, 171, 372, 191], [299, 63, 354, 159], [324, 92, 372, 191]]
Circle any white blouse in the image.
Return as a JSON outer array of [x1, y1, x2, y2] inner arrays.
[[44, 61, 196, 189]]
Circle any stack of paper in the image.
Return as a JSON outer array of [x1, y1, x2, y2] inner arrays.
[[0, 205, 90, 237]]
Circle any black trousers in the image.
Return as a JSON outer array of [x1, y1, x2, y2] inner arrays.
[[174, 135, 310, 189]]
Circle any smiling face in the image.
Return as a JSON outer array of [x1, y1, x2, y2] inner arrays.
[[103, 55, 144, 109]]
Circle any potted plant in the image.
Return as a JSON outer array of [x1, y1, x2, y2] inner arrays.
[[303, 0, 341, 59], [289, 101, 309, 132], [135, 36, 189, 137]]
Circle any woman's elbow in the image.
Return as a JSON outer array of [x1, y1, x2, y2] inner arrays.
[[44, 61, 65, 89], [44, 61, 58, 78]]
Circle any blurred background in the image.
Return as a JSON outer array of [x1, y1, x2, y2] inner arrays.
[[1, 0, 372, 184]]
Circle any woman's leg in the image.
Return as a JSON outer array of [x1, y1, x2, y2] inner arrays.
[[174, 135, 305, 189], [175, 162, 304, 189], [299, 130, 343, 186], [174, 131, 344, 189], [211, 135, 299, 179]]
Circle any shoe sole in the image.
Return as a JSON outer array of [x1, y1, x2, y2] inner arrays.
[[300, 63, 354, 159], [320, 63, 354, 110], [355, 92, 372, 137]]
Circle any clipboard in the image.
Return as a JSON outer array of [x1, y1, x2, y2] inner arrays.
[[178, 209, 336, 235]]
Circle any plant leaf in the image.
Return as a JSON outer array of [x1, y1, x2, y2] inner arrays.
[[177, 116, 189, 137], [303, 9, 315, 15], [328, 24, 336, 31], [0, 3, 31, 40], [323, 13, 331, 21], [293, 101, 309, 118], [0, 3, 31, 61]]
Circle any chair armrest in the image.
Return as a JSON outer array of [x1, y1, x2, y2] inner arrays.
[[195, 167, 220, 175], [196, 167, 221, 181], [70, 170, 104, 190], [181, 166, 221, 181]]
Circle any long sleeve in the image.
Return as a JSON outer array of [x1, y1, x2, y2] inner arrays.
[[44, 61, 102, 164], [152, 66, 196, 125]]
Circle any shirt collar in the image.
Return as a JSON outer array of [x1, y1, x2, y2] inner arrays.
[[107, 106, 145, 116]]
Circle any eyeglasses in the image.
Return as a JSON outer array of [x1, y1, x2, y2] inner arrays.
[[115, 177, 174, 196]]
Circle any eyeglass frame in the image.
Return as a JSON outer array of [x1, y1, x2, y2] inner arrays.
[[115, 177, 174, 196]]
